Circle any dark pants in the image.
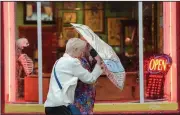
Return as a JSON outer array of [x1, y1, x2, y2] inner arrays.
[[45, 106, 71, 115]]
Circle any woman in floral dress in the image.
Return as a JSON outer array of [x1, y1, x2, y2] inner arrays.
[[73, 44, 97, 115]]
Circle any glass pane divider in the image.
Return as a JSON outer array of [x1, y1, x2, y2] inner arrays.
[[138, 1, 144, 103], [37, 2, 43, 104]]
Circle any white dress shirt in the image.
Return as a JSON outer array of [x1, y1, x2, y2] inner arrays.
[[44, 53, 102, 107]]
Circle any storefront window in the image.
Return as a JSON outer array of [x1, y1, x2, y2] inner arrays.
[[15, 2, 56, 103], [3, 1, 178, 113], [15, 2, 38, 102]]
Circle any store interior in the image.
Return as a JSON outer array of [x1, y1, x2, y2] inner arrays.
[[8, 1, 167, 104]]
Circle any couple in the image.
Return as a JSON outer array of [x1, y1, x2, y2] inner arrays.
[[44, 38, 104, 115]]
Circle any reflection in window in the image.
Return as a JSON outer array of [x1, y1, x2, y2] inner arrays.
[[10, 1, 172, 105]]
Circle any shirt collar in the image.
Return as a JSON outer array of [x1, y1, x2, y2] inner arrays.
[[63, 53, 71, 57]]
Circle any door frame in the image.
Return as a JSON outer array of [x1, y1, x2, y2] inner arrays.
[[1, 1, 5, 114]]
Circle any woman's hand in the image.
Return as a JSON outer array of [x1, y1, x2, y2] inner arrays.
[[94, 55, 101, 65], [95, 55, 106, 71]]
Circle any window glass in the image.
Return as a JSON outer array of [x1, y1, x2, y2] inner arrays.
[[6, 2, 174, 108]]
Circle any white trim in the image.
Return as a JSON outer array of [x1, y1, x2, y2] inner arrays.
[[138, 1, 144, 103], [37, 2, 43, 104]]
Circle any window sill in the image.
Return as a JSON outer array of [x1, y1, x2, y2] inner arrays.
[[4, 102, 178, 113], [94, 102, 178, 112]]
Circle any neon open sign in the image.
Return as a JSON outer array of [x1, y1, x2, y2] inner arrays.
[[147, 54, 172, 75], [149, 58, 167, 71]]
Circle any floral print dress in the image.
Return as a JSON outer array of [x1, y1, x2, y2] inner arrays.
[[73, 57, 96, 115]]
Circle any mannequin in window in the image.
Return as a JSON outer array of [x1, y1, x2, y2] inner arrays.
[[125, 27, 137, 57], [125, 27, 145, 57], [15, 38, 33, 99], [73, 37, 98, 114]]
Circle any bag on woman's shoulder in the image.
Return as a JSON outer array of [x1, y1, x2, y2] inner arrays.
[[67, 104, 81, 115]]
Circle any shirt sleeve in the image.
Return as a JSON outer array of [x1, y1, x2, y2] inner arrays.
[[72, 59, 102, 84]]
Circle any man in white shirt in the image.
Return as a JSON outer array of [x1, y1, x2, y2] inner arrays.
[[44, 38, 103, 115]]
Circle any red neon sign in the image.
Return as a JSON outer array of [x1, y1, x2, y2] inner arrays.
[[148, 58, 167, 71], [147, 54, 172, 75]]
